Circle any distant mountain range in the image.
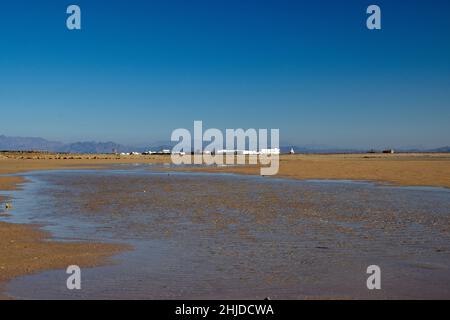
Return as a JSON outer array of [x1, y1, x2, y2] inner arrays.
[[0, 135, 63, 152], [0, 135, 137, 154], [0, 135, 449, 154]]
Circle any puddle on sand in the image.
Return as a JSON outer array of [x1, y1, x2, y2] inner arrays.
[[2, 169, 450, 299]]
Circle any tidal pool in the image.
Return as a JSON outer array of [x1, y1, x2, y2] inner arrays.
[[2, 168, 450, 299]]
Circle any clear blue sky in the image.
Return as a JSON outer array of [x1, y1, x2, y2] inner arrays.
[[1, 0, 449, 148]]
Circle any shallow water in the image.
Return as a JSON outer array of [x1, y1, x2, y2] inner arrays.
[[2, 168, 450, 299]]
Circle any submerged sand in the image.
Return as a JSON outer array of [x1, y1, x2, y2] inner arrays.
[[6, 167, 450, 299]]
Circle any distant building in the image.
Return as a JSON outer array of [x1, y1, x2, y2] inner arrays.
[[382, 149, 395, 154], [216, 149, 260, 155], [260, 148, 280, 155], [217, 149, 237, 155], [216, 149, 279, 155]]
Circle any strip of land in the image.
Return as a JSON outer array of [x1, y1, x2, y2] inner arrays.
[[166, 153, 450, 188], [2, 152, 449, 189]]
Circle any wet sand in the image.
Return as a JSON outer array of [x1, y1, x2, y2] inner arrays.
[[5, 169, 450, 299], [0, 222, 124, 299], [0, 153, 149, 299], [1, 152, 449, 299], [0, 177, 126, 299]]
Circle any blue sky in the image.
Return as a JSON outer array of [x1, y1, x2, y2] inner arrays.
[[1, 0, 449, 148]]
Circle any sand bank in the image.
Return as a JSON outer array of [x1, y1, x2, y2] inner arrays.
[[0, 153, 172, 176], [162, 153, 450, 189], [2, 152, 449, 189]]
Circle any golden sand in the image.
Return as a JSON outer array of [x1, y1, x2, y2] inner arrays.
[[0, 152, 172, 176], [166, 153, 450, 188]]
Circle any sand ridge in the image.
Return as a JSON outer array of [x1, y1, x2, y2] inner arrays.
[[159, 153, 450, 189]]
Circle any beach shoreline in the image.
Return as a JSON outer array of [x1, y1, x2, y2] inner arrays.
[[0, 154, 155, 299], [0, 152, 449, 299], [2, 152, 449, 188]]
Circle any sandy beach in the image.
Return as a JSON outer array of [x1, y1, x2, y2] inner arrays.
[[1, 152, 449, 298]]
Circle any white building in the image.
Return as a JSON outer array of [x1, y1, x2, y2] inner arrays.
[[217, 149, 236, 155], [242, 150, 259, 155], [260, 148, 280, 155]]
